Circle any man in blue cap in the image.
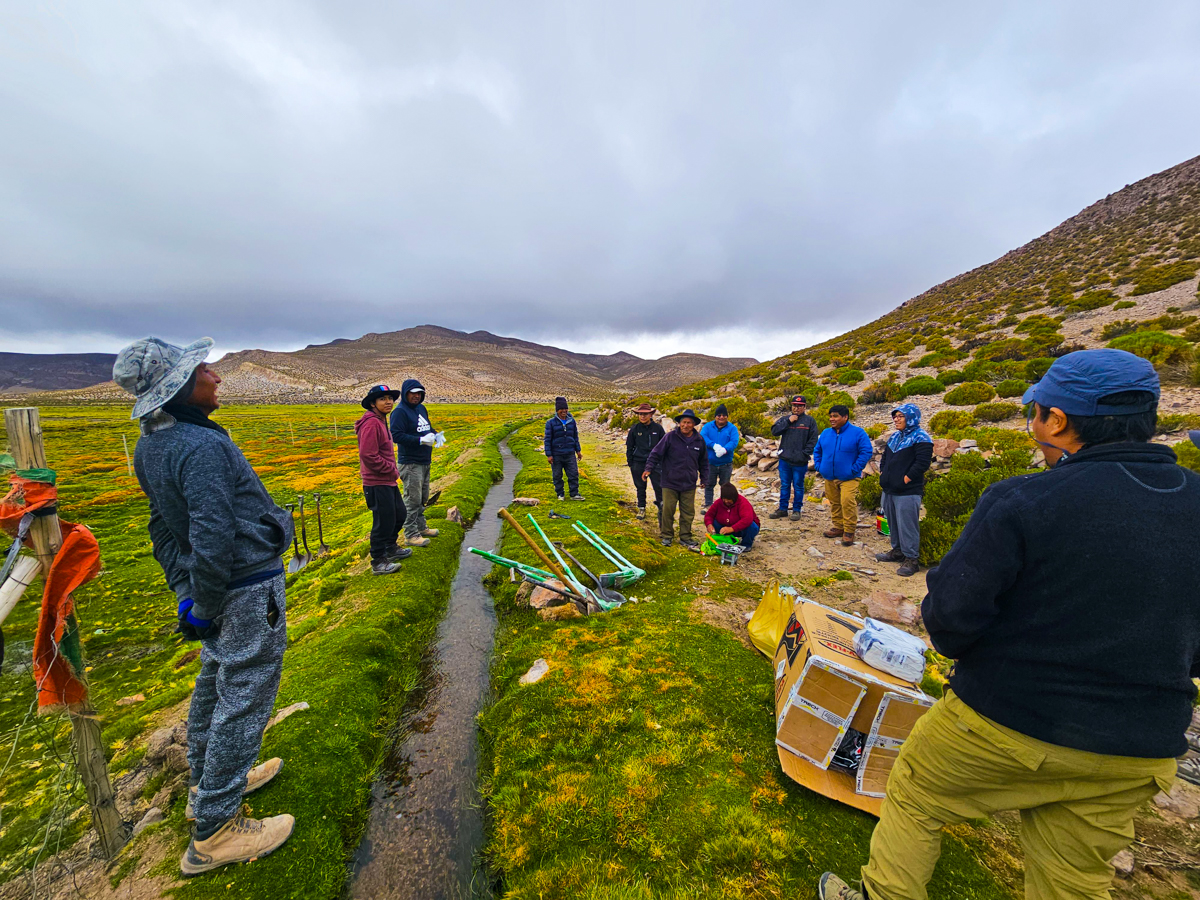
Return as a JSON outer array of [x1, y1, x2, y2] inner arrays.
[[820, 349, 1200, 900]]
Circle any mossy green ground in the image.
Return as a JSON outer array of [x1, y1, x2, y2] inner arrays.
[[478, 423, 1015, 899], [0, 402, 537, 896]]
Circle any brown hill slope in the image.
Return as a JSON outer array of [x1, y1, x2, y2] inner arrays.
[[0, 352, 117, 393], [43, 326, 755, 405]]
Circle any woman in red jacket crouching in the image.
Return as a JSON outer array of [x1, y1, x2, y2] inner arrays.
[[703, 483, 761, 550]]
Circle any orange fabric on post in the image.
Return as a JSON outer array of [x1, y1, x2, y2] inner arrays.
[[0, 475, 101, 713]]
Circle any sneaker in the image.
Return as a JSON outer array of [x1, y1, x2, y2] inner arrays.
[[818, 872, 865, 900], [680, 538, 699, 550], [186, 758, 283, 820], [636, 507, 646, 520], [1179, 757, 1200, 786], [557, 494, 565, 502], [875, 547, 905, 563], [421, 528, 439, 537], [385, 545, 414, 562], [789, 511, 802, 522], [570, 493, 585, 501], [660, 537, 673, 547], [372, 559, 402, 575], [823, 526, 843, 538], [768, 509, 788, 520], [406, 536, 430, 548], [897, 557, 921, 577], [180, 812, 295, 876]]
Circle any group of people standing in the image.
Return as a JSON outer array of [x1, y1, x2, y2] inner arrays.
[[618, 394, 933, 576]]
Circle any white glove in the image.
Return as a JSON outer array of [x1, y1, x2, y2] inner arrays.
[[433, 432, 446, 448], [420, 433, 436, 446], [714, 444, 727, 458]]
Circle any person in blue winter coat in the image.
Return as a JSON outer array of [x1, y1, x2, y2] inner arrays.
[[699, 404, 740, 508], [812, 405, 874, 545], [389, 378, 444, 547], [544, 396, 584, 501]]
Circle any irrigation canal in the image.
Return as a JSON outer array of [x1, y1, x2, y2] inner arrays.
[[349, 440, 520, 899]]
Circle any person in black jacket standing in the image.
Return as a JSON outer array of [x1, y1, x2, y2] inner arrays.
[[544, 396, 584, 501], [819, 349, 1200, 900], [769, 396, 818, 521], [389, 379, 443, 548], [874, 402, 933, 577], [625, 402, 665, 520]]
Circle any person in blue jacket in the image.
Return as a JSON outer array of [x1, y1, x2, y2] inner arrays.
[[812, 405, 874, 546], [699, 404, 740, 508], [389, 378, 443, 548], [544, 396, 584, 501]]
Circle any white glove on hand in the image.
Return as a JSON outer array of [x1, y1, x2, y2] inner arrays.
[[433, 432, 446, 448], [713, 444, 727, 458], [420, 432, 437, 446]]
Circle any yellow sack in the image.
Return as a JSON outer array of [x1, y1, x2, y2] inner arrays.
[[747, 580, 794, 659]]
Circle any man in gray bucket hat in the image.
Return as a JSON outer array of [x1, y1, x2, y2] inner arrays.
[[113, 337, 295, 875]]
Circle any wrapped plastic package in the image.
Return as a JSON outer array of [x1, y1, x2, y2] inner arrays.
[[854, 617, 927, 684]]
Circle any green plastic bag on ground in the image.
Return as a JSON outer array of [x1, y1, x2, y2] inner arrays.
[[700, 533, 740, 556]]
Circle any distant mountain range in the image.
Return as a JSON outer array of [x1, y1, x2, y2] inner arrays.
[[19, 326, 757, 404], [0, 352, 118, 394]]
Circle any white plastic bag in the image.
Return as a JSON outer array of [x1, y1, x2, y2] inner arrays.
[[854, 618, 927, 684]]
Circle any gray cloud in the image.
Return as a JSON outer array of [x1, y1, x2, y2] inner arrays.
[[2, 0, 1199, 357]]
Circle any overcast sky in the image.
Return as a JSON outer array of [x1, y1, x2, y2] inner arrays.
[[2, 1, 1199, 362]]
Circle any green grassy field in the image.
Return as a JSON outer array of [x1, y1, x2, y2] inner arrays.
[[0, 402, 537, 896], [477, 422, 1015, 899]]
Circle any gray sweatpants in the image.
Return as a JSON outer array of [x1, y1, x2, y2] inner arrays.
[[399, 462, 430, 537], [188, 574, 287, 837], [882, 491, 922, 559]]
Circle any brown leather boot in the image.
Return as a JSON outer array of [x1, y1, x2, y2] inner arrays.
[[841, 531, 856, 546], [822, 526, 842, 538]]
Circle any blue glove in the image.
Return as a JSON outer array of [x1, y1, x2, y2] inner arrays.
[[176, 598, 220, 641]]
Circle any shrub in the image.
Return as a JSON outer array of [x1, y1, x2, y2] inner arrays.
[[1106, 331, 1195, 369], [929, 410, 974, 434], [1101, 319, 1138, 340], [944, 382, 996, 405], [995, 378, 1029, 399], [859, 379, 904, 405], [1130, 261, 1198, 296], [961, 360, 1000, 383], [1157, 413, 1200, 434], [1113, 300, 1137, 311], [1015, 314, 1063, 334], [973, 401, 1021, 423], [1177, 441, 1200, 474], [833, 367, 866, 385], [819, 390, 856, 410], [857, 475, 882, 511], [865, 423, 888, 439], [938, 369, 967, 385], [900, 375, 944, 397], [1024, 358, 1055, 383], [1064, 290, 1116, 312]]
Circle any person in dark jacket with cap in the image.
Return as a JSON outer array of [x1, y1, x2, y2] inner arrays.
[[114, 337, 294, 875], [874, 402, 933, 577], [389, 379, 444, 548], [355, 385, 413, 575], [625, 402, 665, 519], [770, 396, 818, 521], [700, 404, 740, 508], [544, 397, 584, 501], [820, 349, 1200, 900], [644, 409, 709, 548]]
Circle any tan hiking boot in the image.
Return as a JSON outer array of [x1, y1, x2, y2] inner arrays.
[[420, 527, 439, 537], [818, 872, 865, 900], [407, 535, 431, 547], [823, 526, 843, 538], [180, 812, 294, 876], [841, 531, 856, 546], [187, 758, 283, 820]]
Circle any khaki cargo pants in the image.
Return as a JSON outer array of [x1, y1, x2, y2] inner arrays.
[[863, 691, 1175, 900], [660, 487, 696, 542], [825, 477, 860, 536]]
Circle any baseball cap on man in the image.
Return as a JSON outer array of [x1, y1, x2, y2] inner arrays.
[[791, 395, 807, 405], [113, 337, 214, 420], [1021, 349, 1160, 416]]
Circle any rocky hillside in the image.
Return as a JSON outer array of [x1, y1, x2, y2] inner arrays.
[[38, 325, 755, 405], [614, 153, 1200, 445], [0, 352, 117, 394]]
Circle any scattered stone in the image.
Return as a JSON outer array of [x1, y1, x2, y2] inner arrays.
[[446, 506, 463, 524], [170, 721, 188, 744], [866, 591, 919, 627], [144, 727, 175, 763], [511, 497, 541, 506], [116, 768, 152, 806], [538, 604, 582, 621], [116, 693, 145, 706], [519, 659, 550, 684], [530, 580, 569, 609], [932, 438, 960, 459], [1111, 849, 1134, 877], [132, 807, 164, 837], [150, 777, 186, 811], [1153, 779, 1200, 819], [163, 745, 189, 774], [514, 581, 534, 605], [266, 701, 310, 731], [806, 547, 825, 559]]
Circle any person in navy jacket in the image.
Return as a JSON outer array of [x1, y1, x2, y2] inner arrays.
[[544, 396, 583, 501]]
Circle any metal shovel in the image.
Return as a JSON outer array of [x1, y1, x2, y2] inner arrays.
[[286, 504, 306, 573], [554, 542, 626, 609], [313, 493, 331, 557], [296, 496, 314, 567]]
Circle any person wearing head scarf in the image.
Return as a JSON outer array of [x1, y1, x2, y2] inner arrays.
[[875, 402, 933, 576]]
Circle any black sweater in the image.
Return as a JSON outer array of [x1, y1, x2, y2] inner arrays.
[[923, 442, 1200, 758], [626, 420, 666, 467], [879, 441, 933, 496]]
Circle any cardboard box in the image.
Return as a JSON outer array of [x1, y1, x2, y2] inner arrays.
[[773, 599, 931, 815]]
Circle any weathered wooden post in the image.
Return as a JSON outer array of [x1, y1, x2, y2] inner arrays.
[[4, 407, 128, 858]]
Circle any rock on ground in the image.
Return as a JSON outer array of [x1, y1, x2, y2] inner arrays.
[[865, 590, 919, 627]]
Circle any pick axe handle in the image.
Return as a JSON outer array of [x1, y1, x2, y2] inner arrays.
[[498, 508, 578, 594]]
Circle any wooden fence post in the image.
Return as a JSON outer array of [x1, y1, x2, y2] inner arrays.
[[4, 407, 128, 859]]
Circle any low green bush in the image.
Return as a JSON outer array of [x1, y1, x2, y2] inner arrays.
[[1130, 261, 1198, 296], [973, 401, 1021, 423], [961, 360, 1000, 383], [859, 379, 904, 405], [1158, 413, 1200, 433], [900, 375, 944, 397], [929, 410, 975, 434], [1024, 358, 1055, 383], [833, 367, 866, 385], [1064, 290, 1116, 312], [938, 369, 967, 385], [944, 381, 996, 405], [1107, 330, 1195, 369], [1113, 300, 1137, 311], [819, 390, 856, 410], [858, 474, 882, 511], [1177, 441, 1200, 473], [995, 379, 1029, 399]]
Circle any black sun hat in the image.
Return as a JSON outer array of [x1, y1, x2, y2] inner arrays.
[[361, 383, 401, 410], [674, 408, 701, 424]]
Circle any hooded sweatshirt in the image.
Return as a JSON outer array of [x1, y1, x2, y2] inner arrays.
[[389, 378, 435, 465], [355, 409, 400, 486]]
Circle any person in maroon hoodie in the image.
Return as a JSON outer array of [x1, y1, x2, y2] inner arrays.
[[704, 483, 761, 550], [355, 384, 413, 575]]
